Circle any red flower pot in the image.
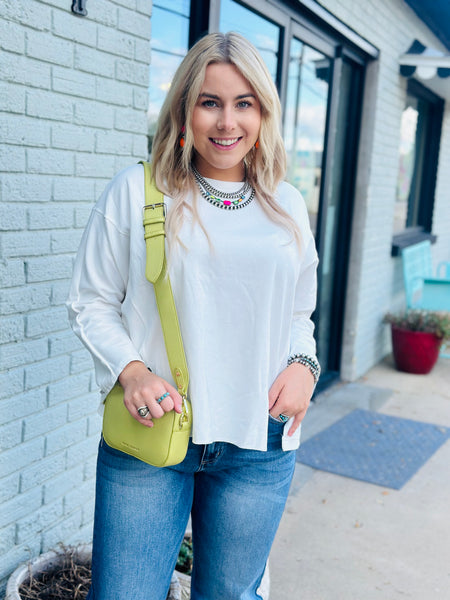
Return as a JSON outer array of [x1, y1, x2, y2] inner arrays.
[[391, 325, 442, 374]]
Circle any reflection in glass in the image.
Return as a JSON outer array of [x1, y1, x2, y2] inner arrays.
[[219, 0, 280, 82], [148, 2, 190, 150], [394, 95, 425, 233], [284, 39, 330, 235]]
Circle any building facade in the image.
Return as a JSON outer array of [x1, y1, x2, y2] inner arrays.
[[1, 0, 449, 591]]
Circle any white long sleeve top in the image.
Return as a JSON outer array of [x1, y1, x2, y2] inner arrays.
[[67, 164, 318, 451]]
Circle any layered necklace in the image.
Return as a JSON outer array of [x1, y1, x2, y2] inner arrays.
[[191, 163, 255, 210]]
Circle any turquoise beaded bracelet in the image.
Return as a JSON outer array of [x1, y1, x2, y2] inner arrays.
[[287, 353, 321, 384]]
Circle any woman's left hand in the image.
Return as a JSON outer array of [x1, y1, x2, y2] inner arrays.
[[268, 362, 315, 436]]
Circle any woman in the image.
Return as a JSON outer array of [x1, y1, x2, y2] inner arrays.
[[67, 32, 320, 600]]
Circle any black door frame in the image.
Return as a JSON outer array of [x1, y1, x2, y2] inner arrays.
[[314, 50, 365, 389]]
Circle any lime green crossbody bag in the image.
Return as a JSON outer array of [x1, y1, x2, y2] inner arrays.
[[102, 162, 192, 467]]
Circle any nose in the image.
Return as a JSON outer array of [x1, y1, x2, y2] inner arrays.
[[217, 105, 236, 131]]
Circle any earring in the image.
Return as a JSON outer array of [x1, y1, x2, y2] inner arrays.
[[179, 126, 185, 148], [255, 140, 259, 149]]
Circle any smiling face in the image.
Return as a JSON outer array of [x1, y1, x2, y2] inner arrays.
[[191, 63, 262, 181]]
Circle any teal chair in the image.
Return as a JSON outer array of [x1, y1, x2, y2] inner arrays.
[[402, 241, 450, 311], [402, 241, 450, 358], [437, 261, 450, 278]]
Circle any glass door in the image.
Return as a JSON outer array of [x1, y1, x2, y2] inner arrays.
[[283, 29, 363, 382], [314, 58, 362, 379], [284, 39, 331, 236]]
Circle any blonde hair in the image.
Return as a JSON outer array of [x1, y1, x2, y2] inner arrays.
[[151, 31, 300, 247]]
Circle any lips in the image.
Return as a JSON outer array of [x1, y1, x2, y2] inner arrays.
[[210, 137, 241, 147]]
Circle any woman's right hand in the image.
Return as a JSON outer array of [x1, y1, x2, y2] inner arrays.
[[118, 361, 183, 427]]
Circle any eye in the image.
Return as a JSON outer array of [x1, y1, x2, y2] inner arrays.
[[202, 99, 218, 108], [237, 100, 252, 109]]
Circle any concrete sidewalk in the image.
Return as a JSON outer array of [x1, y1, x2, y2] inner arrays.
[[269, 356, 450, 599]]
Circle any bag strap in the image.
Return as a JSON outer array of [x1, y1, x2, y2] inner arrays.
[[141, 161, 189, 401]]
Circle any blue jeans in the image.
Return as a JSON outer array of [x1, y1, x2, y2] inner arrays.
[[87, 418, 295, 600]]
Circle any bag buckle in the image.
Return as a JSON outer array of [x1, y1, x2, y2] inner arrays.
[[144, 202, 166, 217]]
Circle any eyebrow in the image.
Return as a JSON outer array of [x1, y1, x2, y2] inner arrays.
[[198, 93, 256, 100]]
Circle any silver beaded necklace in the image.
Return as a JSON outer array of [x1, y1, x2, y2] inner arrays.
[[191, 164, 255, 210]]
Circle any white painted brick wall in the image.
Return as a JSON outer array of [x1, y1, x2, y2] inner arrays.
[[318, 0, 450, 380], [0, 0, 151, 592]]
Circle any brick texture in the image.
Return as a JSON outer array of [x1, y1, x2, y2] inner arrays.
[[0, 0, 151, 593]]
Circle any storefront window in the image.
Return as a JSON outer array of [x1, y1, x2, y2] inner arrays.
[[219, 0, 280, 82], [284, 40, 330, 234], [148, 1, 191, 150], [395, 95, 423, 232], [393, 80, 443, 241]]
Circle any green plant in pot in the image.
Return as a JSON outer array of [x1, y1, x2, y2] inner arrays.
[[384, 310, 450, 374], [176, 535, 193, 575]]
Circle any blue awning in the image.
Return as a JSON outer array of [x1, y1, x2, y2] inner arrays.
[[399, 40, 450, 80], [399, 39, 450, 100]]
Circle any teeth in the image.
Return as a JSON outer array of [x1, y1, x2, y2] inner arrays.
[[212, 138, 239, 146]]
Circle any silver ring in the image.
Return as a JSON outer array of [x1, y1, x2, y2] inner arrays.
[[156, 392, 170, 404], [137, 406, 150, 418], [278, 413, 289, 423]]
